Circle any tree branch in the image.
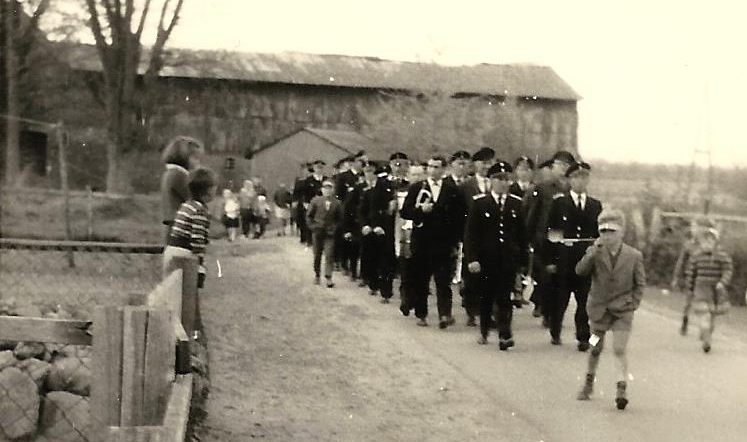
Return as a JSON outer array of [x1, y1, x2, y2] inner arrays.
[[145, 0, 184, 79], [135, 0, 153, 39]]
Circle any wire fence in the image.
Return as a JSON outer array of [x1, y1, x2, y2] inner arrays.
[[0, 239, 163, 441]]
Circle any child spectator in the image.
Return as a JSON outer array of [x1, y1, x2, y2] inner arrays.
[[254, 195, 271, 238], [575, 209, 645, 410], [239, 180, 257, 239], [684, 226, 733, 353], [306, 180, 343, 287], [222, 189, 241, 241], [273, 183, 293, 236], [163, 168, 216, 289]]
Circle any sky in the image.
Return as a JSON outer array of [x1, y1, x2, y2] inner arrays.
[[54, 0, 747, 167]]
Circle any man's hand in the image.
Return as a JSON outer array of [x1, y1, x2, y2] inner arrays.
[[388, 200, 398, 215], [362, 225, 372, 236], [468, 261, 481, 274], [303, 203, 309, 210], [373, 226, 385, 235], [546, 264, 557, 274], [344, 232, 353, 240], [420, 202, 434, 213]]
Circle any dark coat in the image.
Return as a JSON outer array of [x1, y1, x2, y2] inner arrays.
[[358, 178, 396, 235], [335, 169, 363, 201], [306, 195, 343, 235], [401, 178, 465, 255], [303, 175, 326, 204], [342, 182, 366, 239], [463, 193, 527, 271], [525, 178, 569, 250], [545, 193, 603, 275]]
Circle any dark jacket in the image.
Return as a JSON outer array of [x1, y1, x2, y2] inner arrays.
[[358, 178, 396, 235], [306, 195, 343, 235], [463, 193, 527, 271], [342, 182, 366, 239], [303, 175, 326, 204], [525, 177, 569, 250], [335, 169, 363, 201], [545, 193, 603, 274], [401, 178, 465, 255]]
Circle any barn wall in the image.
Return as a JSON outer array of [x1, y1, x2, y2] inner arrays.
[[252, 131, 348, 195]]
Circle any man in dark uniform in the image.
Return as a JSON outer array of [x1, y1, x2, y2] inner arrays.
[[464, 160, 527, 350], [293, 162, 311, 244], [446, 150, 472, 186], [359, 163, 398, 302], [525, 150, 576, 321], [341, 159, 367, 282], [458, 147, 496, 326], [388, 152, 411, 299], [509, 155, 536, 308], [333, 157, 351, 272], [357, 161, 380, 289], [401, 156, 466, 329], [544, 161, 603, 350], [303, 160, 327, 247]]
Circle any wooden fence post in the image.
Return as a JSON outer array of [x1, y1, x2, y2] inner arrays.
[[171, 256, 199, 339], [56, 123, 74, 267], [91, 306, 124, 441]]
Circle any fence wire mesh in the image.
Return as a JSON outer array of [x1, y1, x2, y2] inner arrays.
[[0, 239, 163, 441]]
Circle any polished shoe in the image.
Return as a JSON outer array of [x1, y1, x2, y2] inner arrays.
[[477, 335, 488, 345], [326, 279, 335, 288], [532, 306, 542, 318], [680, 316, 689, 336], [399, 303, 410, 317], [703, 342, 712, 353], [369, 289, 378, 296], [416, 318, 428, 327], [577, 341, 590, 352], [577, 373, 595, 401], [551, 336, 562, 346], [380, 298, 390, 304], [446, 316, 456, 326], [438, 316, 450, 329], [615, 381, 628, 410], [541, 317, 550, 328], [466, 316, 477, 327], [498, 338, 515, 351]]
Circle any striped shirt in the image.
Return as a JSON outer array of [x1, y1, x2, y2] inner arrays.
[[168, 200, 210, 264], [684, 248, 733, 294]]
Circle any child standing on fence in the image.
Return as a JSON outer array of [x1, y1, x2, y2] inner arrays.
[[222, 189, 241, 241], [164, 168, 216, 290], [575, 209, 645, 410], [684, 227, 733, 353]]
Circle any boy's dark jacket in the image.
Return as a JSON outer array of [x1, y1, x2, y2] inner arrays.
[[306, 195, 343, 235]]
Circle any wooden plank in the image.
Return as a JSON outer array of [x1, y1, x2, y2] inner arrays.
[[0, 238, 163, 254], [172, 256, 199, 338], [120, 307, 149, 426], [91, 307, 124, 441], [0, 316, 92, 345], [147, 270, 183, 329], [143, 309, 175, 425], [162, 374, 193, 442], [174, 323, 191, 376], [106, 426, 165, 442]]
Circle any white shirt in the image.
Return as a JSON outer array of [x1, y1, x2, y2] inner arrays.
[[491, 191, 506, 209], [570, 190, 587, 210], [517, 181, 530, 191], [427, 178, 442, 202], [451, 174, 465, 186]]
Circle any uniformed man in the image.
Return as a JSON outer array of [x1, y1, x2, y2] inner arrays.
[[303, 160, 327, 247], [464, 160, 527, 350], [399, 162, 425, 316], [525, 150, 576, 320], [457, 146, 496, 326], [401, 156, 466, 328], [341, 158, 367, 282], [388, 152, 411, 299], [359, 163, 398, 302], [509, 155, 537, 308], [446, 150, 472, 186], [544, 161, 603, 350], [357, 161, 380, 290], [292, 162, 311, 244]]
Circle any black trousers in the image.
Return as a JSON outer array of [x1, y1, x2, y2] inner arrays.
[[297, 205, 308, 244], [366, 234, 395, 298], [410, 248, 455, 319], [334, 229, 346, 268], [359, 234, 377, 285], [478, 266, 516, 339], [343, 237, 360, 278], [548, 270, 591, 342], [460, 263, 480, 318]]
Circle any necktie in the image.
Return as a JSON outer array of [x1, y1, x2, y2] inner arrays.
[[577, 195, 583, 211], [499, 194, 505, 212]]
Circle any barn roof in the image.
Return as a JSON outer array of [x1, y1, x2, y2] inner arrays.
[[255, 127, 392, 161], [60, 43, 581, 101]]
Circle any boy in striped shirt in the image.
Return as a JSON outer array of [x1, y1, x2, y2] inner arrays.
[[684, 226, 733, 353], [164, 168, 217, 288]]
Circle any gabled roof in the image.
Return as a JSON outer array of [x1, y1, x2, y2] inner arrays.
[[59, 43, 581, 101], [254, 127, 392, 161]]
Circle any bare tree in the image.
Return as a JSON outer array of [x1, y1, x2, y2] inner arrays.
[[1, 0, 50, 186], [83, 0, 184, 192]]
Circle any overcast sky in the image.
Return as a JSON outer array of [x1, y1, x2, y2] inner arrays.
[[66, 0, 747, 166]]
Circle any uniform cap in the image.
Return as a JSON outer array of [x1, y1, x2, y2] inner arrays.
[[389, 151, 409, 161], [472, 147, 496, 162], [514, 155, 535, 170], [450, 150, 472, 162], [551, 150, 576, 165], [598, 209, 625, 232], [487, 160, 513, 177], [313, 159, 326, 166], [565, 161, 592, 177]]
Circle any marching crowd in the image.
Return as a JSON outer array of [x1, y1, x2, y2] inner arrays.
[[158, 135, 734, 411]]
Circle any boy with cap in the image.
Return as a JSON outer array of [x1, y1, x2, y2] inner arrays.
[[464, 160, 527, 349], [545, 161, 603, 350], [683, 225, 733, 353], [575, 209, 645, 410], [306, 180, 343, 287]]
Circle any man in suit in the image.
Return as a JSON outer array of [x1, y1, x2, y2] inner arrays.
[[341, 162, 367, 282], [509, 155, 537, 308], [464, 161, 528, 350], [303, 160, 327, 247], [358, 163, 398, 302], [525, 150, 576, 321], [458, 147, 496, 326], [306, 180, 344, 288], [575, 209, 645, 410], [544, 161, 603, 350], [293, 163, 311, 244], [401, 156, 466, 328]]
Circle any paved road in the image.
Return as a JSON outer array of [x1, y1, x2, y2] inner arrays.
[[197, 237, 747, 442]]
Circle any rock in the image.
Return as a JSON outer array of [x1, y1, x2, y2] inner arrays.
[[14, 342, 45, 360], [16, 358, 51, 389], [0, 341, 17, 352], [46, 357, 91, 397], [13, 304, 42, 318], [0, 351, 16, 370], [0, 367, 40, 439], [39, 392, 90, 442], [58, 345, 92, 360]]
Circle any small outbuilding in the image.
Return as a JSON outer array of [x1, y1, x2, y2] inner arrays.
[[251, 127, 389, 194]]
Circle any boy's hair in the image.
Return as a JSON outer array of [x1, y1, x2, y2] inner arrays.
[[189, 168, 216, 200], [161, 136, 204, 168]]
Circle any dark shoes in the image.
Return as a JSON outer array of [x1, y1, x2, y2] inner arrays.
[[380, 298, 390, 304], [680, 316, 689, 336], [577, 341, 590, 352], [551, 336, 562, 346], [498, 338, 515, 351], [439, 316, 456, 329], [399, 303, 411, 317], [577, 373, 595, 401], [703, 342, 712, 353], [326, 278, 335, 288], [416, 318, 428, 327], [532, 306, 542, 318], [477, 335, 488, 345], [615, 381, 628, 410]]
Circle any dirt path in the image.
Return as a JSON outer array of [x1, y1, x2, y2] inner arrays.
[[196, 237, 747, 442]]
